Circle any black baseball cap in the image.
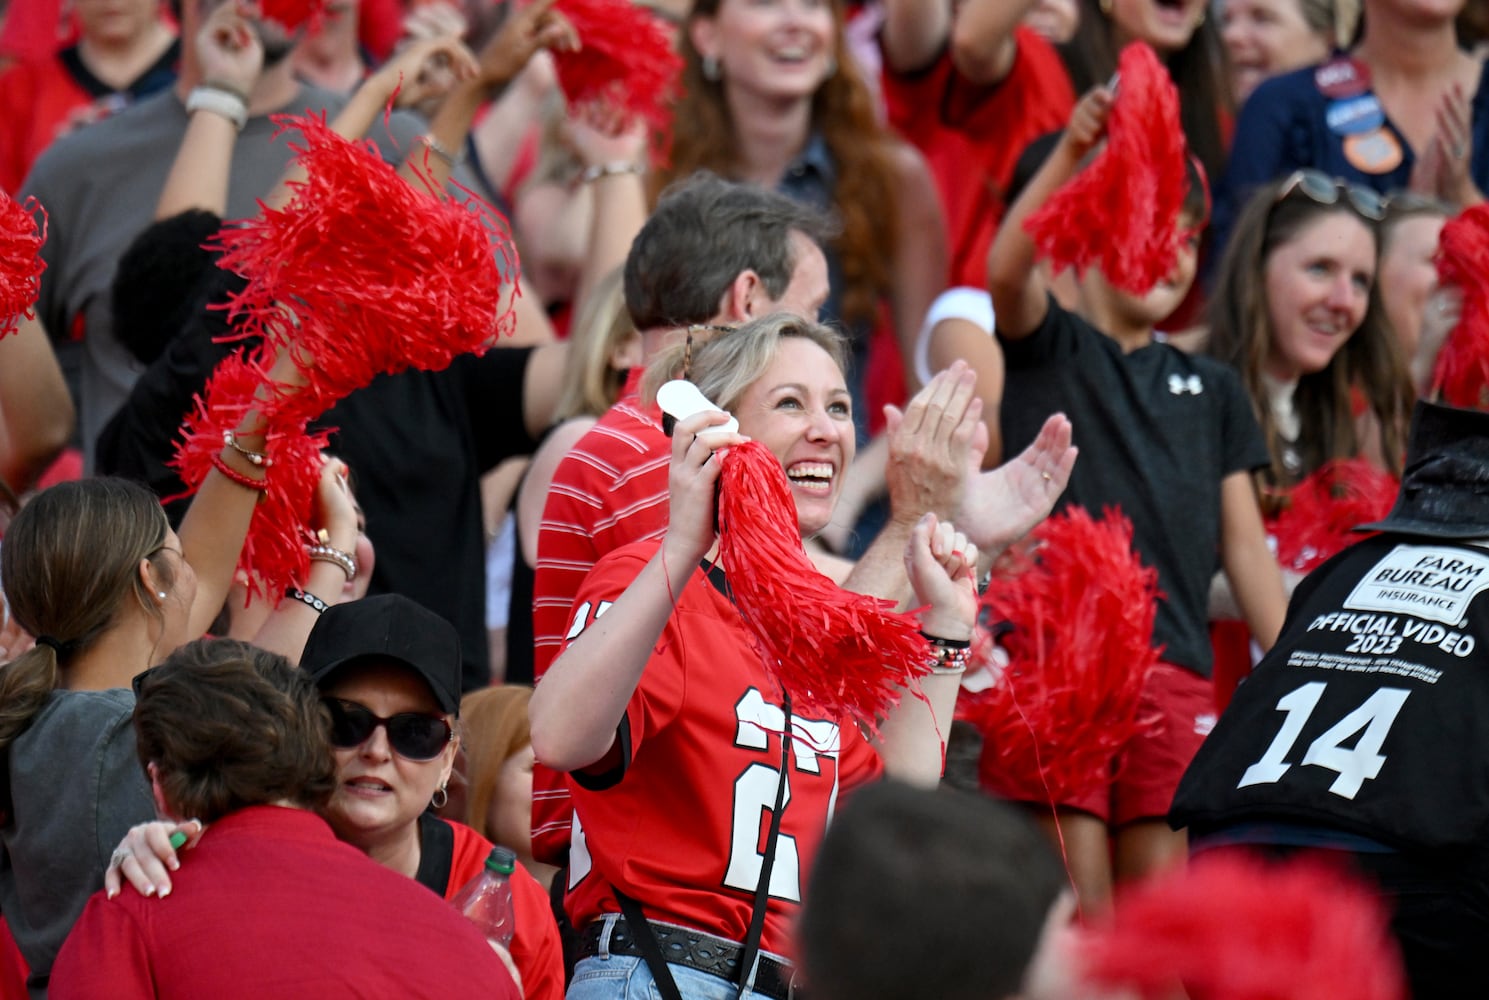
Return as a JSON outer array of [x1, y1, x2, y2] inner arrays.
[[299, 594, 463, 715]]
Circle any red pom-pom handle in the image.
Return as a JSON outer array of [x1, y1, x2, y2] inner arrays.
[[966, 506, 1161, 802], [0, 192, 46, 340], [1024, 42, 1194, 294], [717, 440, 933, 730]]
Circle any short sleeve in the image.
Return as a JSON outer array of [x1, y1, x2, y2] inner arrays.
[[49, 897, 155, 1000], [997, 294, 1076, 368], [1212, 362, 1270, 475], [454, 347, 537, 473]]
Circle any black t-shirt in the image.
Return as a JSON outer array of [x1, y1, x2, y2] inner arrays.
[[96, 240, 536, 690], [999, 298, 1269, 676], [1172, 535, 1489, 852]]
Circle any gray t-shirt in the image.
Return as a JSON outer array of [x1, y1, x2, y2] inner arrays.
[[20, 85, 422, 468], [0, 688, 152, 998]]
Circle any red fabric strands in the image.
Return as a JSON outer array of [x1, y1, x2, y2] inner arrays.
[[966, 506, 1160, 801], [212, 112, 519, 426], [716, 441, 932, 730], [553, 0, 682, 156], [0, 192, 46, 339], [258, 0, 330, 32], [168, 350, 332, 602], [1431, 203, 1489, 409], [1024, 42, 1191, 294], [1078, 852, 1407, 1000], [1271, 459, 1397, 573]]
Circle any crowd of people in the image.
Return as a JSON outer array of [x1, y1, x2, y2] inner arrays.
[[2, 0, 1488, 997]]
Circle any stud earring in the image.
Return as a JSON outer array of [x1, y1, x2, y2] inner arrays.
[[701, 54, 721, 82], [157, 591, 167, 599]]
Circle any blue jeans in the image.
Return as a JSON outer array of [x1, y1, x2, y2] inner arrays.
[[566, 916, 779, 1000]]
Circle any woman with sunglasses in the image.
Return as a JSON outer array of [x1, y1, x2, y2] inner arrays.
[[1209, 170, 1414, 494], [108, 594, 567, 999], [1214, 0, 1486, 257]]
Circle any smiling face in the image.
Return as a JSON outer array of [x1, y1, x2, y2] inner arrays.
[[1263, 210, 1378, 381], [1378, 212, 1446, 361], [730, 337, 854, 538], [1107, 0, 1207, 53], [319, 662, 456, 855], [1222, 0, 1332, 101], [690, 0, 838, 102]]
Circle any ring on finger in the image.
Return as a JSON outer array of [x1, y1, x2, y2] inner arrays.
[[109, 847, 132, 869]]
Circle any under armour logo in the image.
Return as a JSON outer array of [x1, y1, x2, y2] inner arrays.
[[1168, 374, 1204, 396]]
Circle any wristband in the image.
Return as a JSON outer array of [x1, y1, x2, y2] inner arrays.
[[186, 86, 248, 131], [581, 161, 645, 184], [286, 588, 330, 615], [416, 134, 464, 168]]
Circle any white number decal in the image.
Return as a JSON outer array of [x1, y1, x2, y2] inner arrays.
[[1238, 682, 1410, 800], [723, 762, 801, 901]]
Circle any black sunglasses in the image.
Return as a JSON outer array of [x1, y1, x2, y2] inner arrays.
[[323, 698, 453, 761], [1275, 169, 1386, 221]]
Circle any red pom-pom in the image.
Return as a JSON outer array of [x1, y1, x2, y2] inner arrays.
[[965, 506, 1161, 802], [1077, 852, 1407, 1000], [552, 0, 682, 155], [1431, 203, 1489, 409], [717, 441, 933, 730], [0, 191, 46, 340], [1271, 459, 1397, 573], [212, 112, 520, 424], [167, 349, 332, 603], [1024, 42, 1193, 294], [258, 0, 329, 32]]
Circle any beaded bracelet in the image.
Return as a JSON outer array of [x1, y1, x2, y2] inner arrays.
[[286, 588, 330, 615], [307, 543, 357, 581], [581, 161, 645, 184], [222, 429, 271, 468], [210, 452, 268, 494], [417, 134, 463, 168], [922, 632, 972, 675]]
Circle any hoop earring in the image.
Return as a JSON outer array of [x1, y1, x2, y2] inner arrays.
[[430, 784, 449, 810], [701, 54, 721, 81]]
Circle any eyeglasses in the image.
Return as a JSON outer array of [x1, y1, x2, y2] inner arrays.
[[323, 698, 453, 761], [1275, 169, 1386, 221]]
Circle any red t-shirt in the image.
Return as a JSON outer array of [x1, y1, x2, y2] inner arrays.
[[441, 819, 565, 1000], [561, 542, 884, 956], [881, 28, 1075, 289], [530, 370, 671, 866], [49, 807, 519, 1000]]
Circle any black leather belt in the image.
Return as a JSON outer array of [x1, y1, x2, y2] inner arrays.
[[578, 918, 798, 1000]]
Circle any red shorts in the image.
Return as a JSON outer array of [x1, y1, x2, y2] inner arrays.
[[985, 661, 1215, 827]]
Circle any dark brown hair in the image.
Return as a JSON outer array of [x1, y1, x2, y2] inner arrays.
[[1208, 179, 1413, 493], [134, 638, 336, 823], [0, 479, 172, 756], [657, 0, 898, 328]]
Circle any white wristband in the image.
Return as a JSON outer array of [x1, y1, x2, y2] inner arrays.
[[186, 86, 248, 131]]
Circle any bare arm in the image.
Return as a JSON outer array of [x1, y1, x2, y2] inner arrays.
[[529, 411, 744, 771], [888, 142, 947, 393], [950, 0, 1041, 86], [570, 120, 650, 322], [926, 315, 1004, 467], [987, 85, 1113, 341], [880, 0, 951, 74], [1218, 471, 1287, 652], [0, 314, 74, 493]]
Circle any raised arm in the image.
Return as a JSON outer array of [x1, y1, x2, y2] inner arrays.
[[987, 84, 1112, 340], [155, 2, 264, 220], [529, 410, 744, 771], [0, 314, 73, 493], [880, 0, 951, 74], [949, 0, 1041, 85]]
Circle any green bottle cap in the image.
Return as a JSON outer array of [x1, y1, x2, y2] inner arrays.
[[484, 846, 516, 875], [169, 831, 189, 850]]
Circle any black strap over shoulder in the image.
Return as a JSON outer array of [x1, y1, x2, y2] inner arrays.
[[413, 810, 455, 896]]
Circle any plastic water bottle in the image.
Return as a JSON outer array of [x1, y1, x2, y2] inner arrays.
[[451, 846, 517, 948]]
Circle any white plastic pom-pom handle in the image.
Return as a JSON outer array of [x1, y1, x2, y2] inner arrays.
[[657, 380, 740, 442]]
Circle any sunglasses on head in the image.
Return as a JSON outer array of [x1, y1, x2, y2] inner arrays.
[[323, 697, 453, 761], [1275, 169, 1386, 221]]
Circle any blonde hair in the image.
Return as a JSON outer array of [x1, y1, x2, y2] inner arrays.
[[457, 685, 534, 842], [641, 312, 849, 415], [552, 269, 639, 423]]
